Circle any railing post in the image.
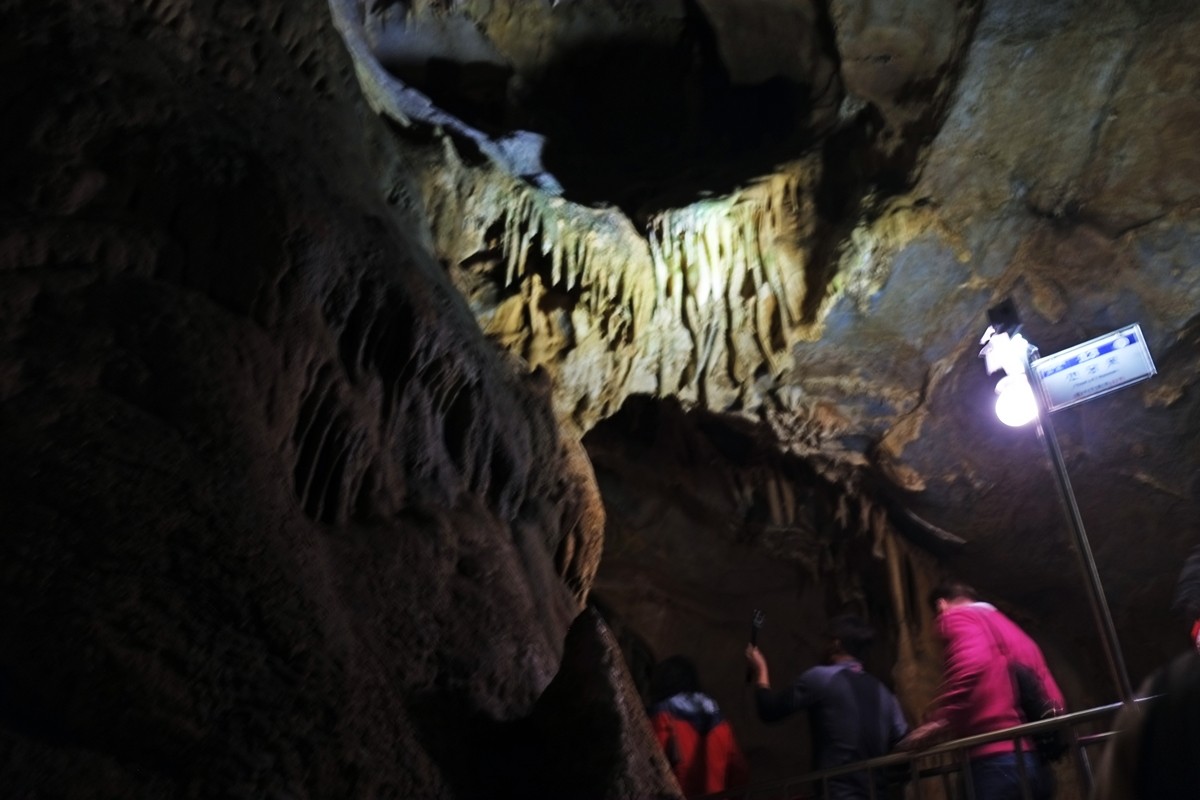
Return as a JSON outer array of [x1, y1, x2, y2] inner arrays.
[[709, 700, 1143, 800], [1014, 744, 1032, 800], [1025, 345, 1135, 705], [1075, 732, 1096, 797], [962, 747, 977, 800]]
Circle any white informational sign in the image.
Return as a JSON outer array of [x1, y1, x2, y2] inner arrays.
[[1033, 324, 1156, 412]]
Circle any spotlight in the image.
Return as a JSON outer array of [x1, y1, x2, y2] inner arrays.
[[979, 300, 1038, 425], [994, 374, 1037, 427], [974, 297, 1138, 705]]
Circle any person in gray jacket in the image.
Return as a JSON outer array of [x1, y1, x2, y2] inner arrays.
[[745, 614, 908, 799]]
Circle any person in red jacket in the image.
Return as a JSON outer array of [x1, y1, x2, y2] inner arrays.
[[900, 581, 1065, 800], [648, 655, 749, 798]]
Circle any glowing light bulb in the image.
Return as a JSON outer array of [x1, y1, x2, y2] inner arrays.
[[995, 375, 1038, 427]]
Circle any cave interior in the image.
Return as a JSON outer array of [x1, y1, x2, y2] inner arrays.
[[2, 0, 1200, 797]]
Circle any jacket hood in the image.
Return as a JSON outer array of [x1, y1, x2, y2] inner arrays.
[[652, 692, 724, 735]]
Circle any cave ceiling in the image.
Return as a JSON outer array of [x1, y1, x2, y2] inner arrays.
[[337, 0, 1200, 673], [3, 0, 1200, 795]]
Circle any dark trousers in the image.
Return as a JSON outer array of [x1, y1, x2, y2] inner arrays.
[[968, 752, 1054, 800]]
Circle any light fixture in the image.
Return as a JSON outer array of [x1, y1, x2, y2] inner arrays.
[[980, 316, 1038, 427], [974, 297, 1136, 705], [994, 374, 1037, 427]]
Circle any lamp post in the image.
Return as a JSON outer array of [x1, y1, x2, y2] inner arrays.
[[979, 301, 1136, 705]]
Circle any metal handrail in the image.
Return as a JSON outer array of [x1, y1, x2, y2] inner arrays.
[[705, 697, 1153, 800]]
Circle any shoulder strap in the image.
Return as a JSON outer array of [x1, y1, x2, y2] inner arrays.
[[975, 610, 1051, 721]]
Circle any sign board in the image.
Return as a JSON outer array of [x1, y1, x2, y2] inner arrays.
[[1032, 324, 1156, 412]]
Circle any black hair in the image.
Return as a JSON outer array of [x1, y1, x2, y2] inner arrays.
[[649, 655, 700, 703], [928, 580, 979, 612], [1134, 652, 1200, 798], [828, 614, 876, 660], [1173, 544, 1200, 620]]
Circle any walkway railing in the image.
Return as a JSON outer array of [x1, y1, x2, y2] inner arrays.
[[705, 697, 1151, 800]]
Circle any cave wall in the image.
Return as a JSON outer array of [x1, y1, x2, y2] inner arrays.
[[375, 0, 1200, 711], [886, 0, 1200, 690], [584, 398, 948, 784], [5, 0, 1200, 796], [0, 1, 672, 797]]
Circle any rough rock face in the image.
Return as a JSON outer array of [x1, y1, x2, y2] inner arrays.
[[5, 0, 1200, 797], [0, 0, 667, 797], [338, 0, 1200, 714]]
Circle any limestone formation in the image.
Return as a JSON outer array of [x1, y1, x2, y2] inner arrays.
[[4, 0, 1200, 797]]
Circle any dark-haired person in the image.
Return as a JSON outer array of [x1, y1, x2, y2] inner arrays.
[[1093, 545, 1200, 799], [899, 581, 1065, 800], [1173, 542, 1200, 654], [1093, 650, 1200, 800], [745, 615, 909, 799], [648, 655, 749, 798]]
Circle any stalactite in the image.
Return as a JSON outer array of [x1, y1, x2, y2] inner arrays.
[[475, 175, 658, 357], [835, 492, 850, 529], [421, 142, 827, 427], [859, 494, 873, 537], [765, 474, 782, 527], [641, 168, 809, 397], [871, 505, 889, 559], [780, 478, 796, 526]]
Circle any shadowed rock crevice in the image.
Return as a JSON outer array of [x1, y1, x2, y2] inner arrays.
[[582, 394, 946, 782], [526, 2, 824, 216], [354, 0, 843, 214], [415, 607, 679, 800]]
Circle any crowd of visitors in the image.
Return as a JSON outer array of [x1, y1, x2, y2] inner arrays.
[[647, 555, 1200, 799]]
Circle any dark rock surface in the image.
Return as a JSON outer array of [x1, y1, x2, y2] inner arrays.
[[0, 0, 663, 797], [4, 0, 1200, 797]]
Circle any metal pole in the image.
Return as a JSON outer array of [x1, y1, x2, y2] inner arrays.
[[1024, 346, 1135, 705]]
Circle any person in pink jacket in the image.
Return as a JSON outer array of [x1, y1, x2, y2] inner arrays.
[[899, 581, 1066, 800]]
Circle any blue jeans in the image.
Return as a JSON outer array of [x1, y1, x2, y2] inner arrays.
[[968, 752, 1053, 800]]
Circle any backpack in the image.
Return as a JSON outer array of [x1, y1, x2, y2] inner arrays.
[[1011, 662, 1069, 762], [981, 614, 1069, 763]]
